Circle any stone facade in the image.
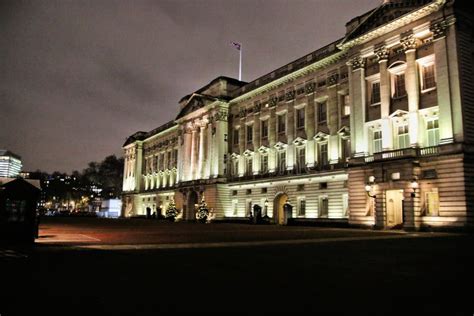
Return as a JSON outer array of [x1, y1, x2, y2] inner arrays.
[[122, 0, 474, 230]]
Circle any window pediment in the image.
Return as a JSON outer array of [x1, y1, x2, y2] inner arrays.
[[314, 131, 329, 142], [274, 142, 288, 151], [243, 149, 254, 157], [258, 146, 270, 154], [293, 137, 307, 147]]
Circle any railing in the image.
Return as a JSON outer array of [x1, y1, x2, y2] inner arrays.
[[361, 144, 458, 164]]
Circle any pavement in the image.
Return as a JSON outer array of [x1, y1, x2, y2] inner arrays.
[[1, 217, 473, 315]]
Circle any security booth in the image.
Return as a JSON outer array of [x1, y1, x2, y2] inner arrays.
[[0, 178, 41, 244], [252, 204, 262, 224], [282, 201, 293, 225]]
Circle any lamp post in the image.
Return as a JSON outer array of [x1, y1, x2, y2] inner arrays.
[[410, 179, 419, 198], [365, 184, 376, 199]]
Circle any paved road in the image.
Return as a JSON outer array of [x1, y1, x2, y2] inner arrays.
[[1, 218, 473, 315]]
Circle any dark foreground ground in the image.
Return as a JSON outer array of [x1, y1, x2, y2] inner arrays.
[[1, 217, 473, 315]]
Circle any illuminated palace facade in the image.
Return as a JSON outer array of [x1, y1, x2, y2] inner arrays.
[[122, 0, 474, 230]]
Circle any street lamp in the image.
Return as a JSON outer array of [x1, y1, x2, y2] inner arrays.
[[365, 184, 376, 198], [410, 179, 419, 198]]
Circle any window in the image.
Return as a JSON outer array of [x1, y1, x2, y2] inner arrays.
[[233, 129, 239, 145], [426, 119, 440, 147], [342, 193, 349, 217], [397, 124, 410, 149], [260, 155, 268, 174], [296, 147, 306, 173], [232, 200, 238, 216], [319, 196, 328, 217], [277, 114, 286, 134], [296, 108, 305, 129], [167, 151, 172, 169], [297, 184, 305, 191], [232, 160, 239, 176], [421, 63, 436, 91], [277, 151, 286, 174], [370, 81, 381, 105], [246, 200, 252, 217], [298, 199, 306, 216], [318, 143, 328, 167], [173, 150, 178, 167], [342, 95, 350, 116], [425, 190, 439, 216], [232, 190, 238, 196], [246, 125, 253, 143], [342, 138, 351, 162], [261, 120, 268, 140], [246, 189, 252, 195], [394, 73, 406, 98], [160, 153, 165, 170], [261, 188, 267, 194], [318, 102, 327, 123], [246, 158, 253, 176], [373, 130, 382, 153]]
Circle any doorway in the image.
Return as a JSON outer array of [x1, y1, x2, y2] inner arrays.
[[273, 193, 288, 225], [186, 191, 198, 220], [385, 189, 404, 228]]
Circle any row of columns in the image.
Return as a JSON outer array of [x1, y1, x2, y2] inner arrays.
[[349, 19, 458, 156]]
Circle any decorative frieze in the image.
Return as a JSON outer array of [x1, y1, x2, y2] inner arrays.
[[430, 20, 448, 40], [285, 90, 296, 101], [327, 73, 339, 86], [269, 96, 278, 107], [305, 82, 316, 94], [214, 109, 228, 121]]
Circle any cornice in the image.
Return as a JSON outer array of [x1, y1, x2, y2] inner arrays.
[[337, 0, 446, 51], [229, 50, 347, 105]]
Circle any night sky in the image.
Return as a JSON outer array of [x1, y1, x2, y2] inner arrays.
[[1, 0, 381, 173]]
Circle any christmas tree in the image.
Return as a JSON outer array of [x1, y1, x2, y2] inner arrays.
[[195, 196, 209, 223], [165, 198, 179, 221]]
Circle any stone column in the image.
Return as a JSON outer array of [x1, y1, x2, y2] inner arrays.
[[268, 108, 277, 172], [305, 89, 316, 167], [205, 122, 212, 179], [197, 124, 206, 179], [184, 128, 193, 181], [134, 142, 143, 191], [327, 79, 339, 164], [431, 20, 455, 144], [376, 46, 393, 151], [401, 33, 420, 147], [348, 56, 367, 156], [214, 108, 228, 177]]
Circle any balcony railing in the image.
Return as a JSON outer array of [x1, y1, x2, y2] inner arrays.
[[359, 144, 459, 164]]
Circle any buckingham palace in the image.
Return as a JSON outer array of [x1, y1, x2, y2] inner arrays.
[[121, 0, 473, 230]]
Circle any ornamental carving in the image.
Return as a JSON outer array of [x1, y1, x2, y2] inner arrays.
[[374, 46, 389, 61], [269, 96, 278, 107], [400, 33, 417, 51], [238, 108, 246, 118], [214, 109, 228, 121], [430, 20, 447, 40], [350, 56, 365, 70], [254, 102, 261, 113], [305, 82, 316, 94], [327, 73, 339, 86], [285, 90, 295, 101]]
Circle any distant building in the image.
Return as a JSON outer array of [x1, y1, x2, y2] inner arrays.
[[122, 0, 474, 230], [0, 150, 22, 178]]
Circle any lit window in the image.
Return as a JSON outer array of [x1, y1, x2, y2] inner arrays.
[[246, 125, 253, 143], [421, 63, 436, 91], [370, 81, 381, 105], [246, 158, 253, 176], [277, 151, 286, 174], [373, 130, 383, 153], [394, 73, 406, 98], [343, 95, 350, 116], [426, 119, 440, 147], [397, 124, 410, 149], [261, 120, 268, 140], [318, 102, 327, 123], [232, 160, 239, 176]]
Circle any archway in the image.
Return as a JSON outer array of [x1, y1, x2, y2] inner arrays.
[[186, 191, 198, 220], [273, 193, 288, 225]]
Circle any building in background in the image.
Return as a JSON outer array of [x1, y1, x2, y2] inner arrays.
[[0, 150, 22, 178], [122, 0, 473, 230]]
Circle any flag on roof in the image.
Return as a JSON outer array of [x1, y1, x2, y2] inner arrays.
[[231, 42, 241, 51]]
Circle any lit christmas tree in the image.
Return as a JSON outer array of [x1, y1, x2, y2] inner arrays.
[[195, 196, 209, 223], [165, 198, 179, 221]]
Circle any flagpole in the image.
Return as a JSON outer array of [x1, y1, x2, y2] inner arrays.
[[239, 45, 242, 81]]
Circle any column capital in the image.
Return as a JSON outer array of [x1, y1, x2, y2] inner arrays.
[[374, 45, 389, 62], [347, 56, 365, 70], [400, 33, 417, 52], [429, 17, 455, 40]]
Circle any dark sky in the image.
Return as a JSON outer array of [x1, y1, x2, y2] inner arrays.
[[1, 0, 381, 173]]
